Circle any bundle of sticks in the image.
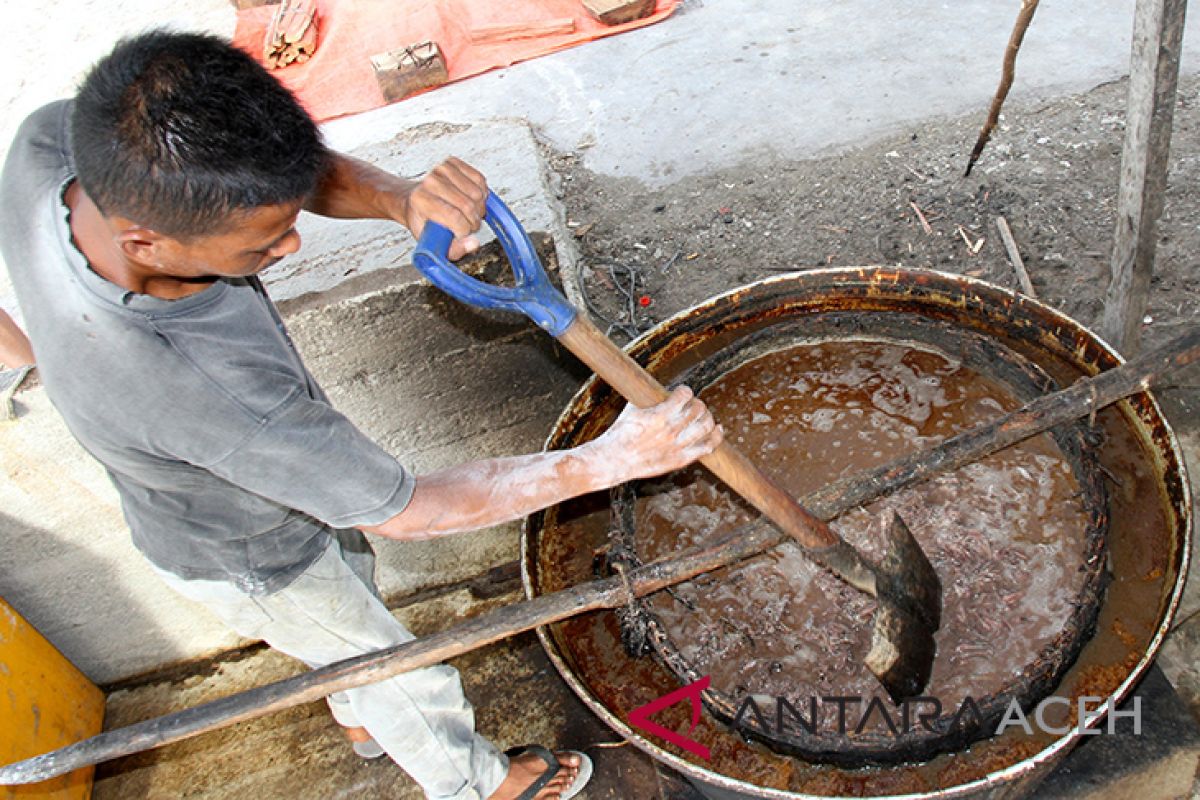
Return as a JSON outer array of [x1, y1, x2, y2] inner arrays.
[[263, 0, 319, 69]]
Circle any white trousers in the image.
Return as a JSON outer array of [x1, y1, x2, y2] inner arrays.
[[154, 530, 509, 800]]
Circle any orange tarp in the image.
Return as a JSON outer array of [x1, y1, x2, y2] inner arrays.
[[234, 0, 680, 122]]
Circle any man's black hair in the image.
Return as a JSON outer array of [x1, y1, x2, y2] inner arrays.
[[71, 30, 328, 238]]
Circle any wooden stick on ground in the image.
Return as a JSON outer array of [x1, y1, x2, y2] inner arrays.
[[910, 201, 934, 235], [964, 0, 1041, 176], [995, 216, 1037, 297], [3, 326, 1199, 786], [469, 18, 576, 44]]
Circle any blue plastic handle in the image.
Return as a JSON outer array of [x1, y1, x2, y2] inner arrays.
[[411, 192, 578, 337]]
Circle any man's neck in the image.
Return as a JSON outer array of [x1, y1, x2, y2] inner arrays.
[[64, 182, 210, 300]]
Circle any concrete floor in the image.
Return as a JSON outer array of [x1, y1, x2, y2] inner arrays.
[[322, 0, 1200, 185], [2, 0, 1200, 797]]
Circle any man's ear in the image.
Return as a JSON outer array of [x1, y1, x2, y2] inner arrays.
[[114, 226, 170, 269]]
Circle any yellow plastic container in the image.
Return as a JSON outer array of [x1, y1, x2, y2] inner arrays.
[[1, 598, 105, 799]]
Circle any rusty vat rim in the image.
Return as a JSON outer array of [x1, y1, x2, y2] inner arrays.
[[521, 266, 1193, 799]]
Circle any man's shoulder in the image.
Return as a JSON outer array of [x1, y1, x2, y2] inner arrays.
[[2, 100, 73, 188], [0, 100, 73, 247], [14, 100, 72, 142]]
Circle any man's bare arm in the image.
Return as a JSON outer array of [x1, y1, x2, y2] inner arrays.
[[362, 387, 722, 542], [306, 152, 488, 259]]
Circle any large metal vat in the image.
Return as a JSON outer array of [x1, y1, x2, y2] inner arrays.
[[523, 267, 1191, 798]]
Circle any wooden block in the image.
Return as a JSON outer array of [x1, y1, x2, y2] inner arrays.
[[469, 18, 576, 44], [582, 0, 656, 25], [371, 41, 450, 104], [230, 0, 280, 9]]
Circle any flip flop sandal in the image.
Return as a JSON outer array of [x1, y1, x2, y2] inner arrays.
[[504, 745, 594, 800], [340, 726, 386, 759], [350, 738, 385, 759]]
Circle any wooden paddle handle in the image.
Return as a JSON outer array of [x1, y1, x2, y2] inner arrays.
[[557, 315, 841, 551]]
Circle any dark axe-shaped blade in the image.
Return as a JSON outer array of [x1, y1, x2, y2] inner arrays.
[[863, 512, 942, 703]]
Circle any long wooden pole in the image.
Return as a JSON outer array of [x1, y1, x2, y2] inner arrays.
[[2, 327, 1198, 786], [1101, 0, 1188, 354]]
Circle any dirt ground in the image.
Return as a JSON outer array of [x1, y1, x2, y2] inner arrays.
[[558, 76, 1199, 352]]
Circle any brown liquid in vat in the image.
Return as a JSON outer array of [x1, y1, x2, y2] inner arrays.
[[631, 340, 1092, 713]]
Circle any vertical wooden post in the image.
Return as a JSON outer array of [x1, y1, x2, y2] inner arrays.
[[1101, 0, 1187, 355]]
